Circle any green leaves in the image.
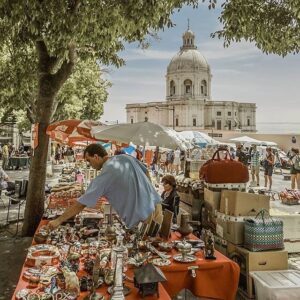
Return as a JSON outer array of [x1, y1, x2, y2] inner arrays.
[[54, 59, 110, 121], [213, 0, 300, 56], [0, 0, 200, 125]]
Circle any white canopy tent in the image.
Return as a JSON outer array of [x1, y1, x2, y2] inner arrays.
[[259, 140, 278, 146], [229, 135, 262, 145], [178, 131, 219, 146]]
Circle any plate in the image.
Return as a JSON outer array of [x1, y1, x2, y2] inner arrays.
[[107, 285, 131, 296], [16, 289, 30, 300], [173, 254, 197, 263], [152, 258, 171, 266]]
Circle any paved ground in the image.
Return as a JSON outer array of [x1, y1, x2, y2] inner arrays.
[[0, 166, 299, 299], [0, 166, 60, 299]]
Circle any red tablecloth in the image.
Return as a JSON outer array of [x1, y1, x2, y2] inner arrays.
[[12, 222, 239, 300]]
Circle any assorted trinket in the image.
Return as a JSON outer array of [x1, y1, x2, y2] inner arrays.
[[134, 263, 166, 297], [17, 194, 220, 299], [202, 229, 216, 260]]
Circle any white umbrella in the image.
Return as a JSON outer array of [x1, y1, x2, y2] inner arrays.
[[91, 121, 187, 150], [229, 135, 262, 145]]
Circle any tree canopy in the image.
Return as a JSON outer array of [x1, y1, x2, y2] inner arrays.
[[0, 49, 110, 132], [213, 0, 300, 56], [0, 0, 200, 235]]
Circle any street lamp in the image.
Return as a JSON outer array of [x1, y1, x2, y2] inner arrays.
[[155, 105, 175, 130]]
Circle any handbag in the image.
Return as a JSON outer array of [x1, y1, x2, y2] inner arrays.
[[199, 149, 249, 183], [244, 209, 284, 251]]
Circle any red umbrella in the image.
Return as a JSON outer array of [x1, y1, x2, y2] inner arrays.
[[46, 119, 104, 145]]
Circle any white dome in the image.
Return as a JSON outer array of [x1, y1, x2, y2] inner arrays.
[[167, 49, 209, 73]]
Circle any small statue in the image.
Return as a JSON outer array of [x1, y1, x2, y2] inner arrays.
[[204, 230, 216, 260], [62, 266, 80, 295]]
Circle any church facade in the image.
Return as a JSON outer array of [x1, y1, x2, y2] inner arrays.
[[126, 29, 256, 133]]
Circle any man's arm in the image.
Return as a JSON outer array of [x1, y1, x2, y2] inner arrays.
[[47, 201, 86, 231]]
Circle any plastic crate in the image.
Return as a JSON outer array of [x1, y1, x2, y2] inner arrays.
[[251, 270, 300, 300]]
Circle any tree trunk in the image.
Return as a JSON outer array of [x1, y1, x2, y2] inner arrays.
[[22, 75, 57, 236], [22, 121, 50, 236], [22, 42, 75, 236]]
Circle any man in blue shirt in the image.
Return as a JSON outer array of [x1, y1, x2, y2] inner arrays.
[[48, 144, 162, 230]]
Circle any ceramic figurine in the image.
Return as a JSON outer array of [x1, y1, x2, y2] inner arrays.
[[62, 266, 80, 295], [204, 230, 216, 260], [84, 255, 105, 300]]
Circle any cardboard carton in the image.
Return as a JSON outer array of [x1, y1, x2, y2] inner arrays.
[[228, 244, 288, 272], [216, 217, 244, 245], [204, 188, 221, 211], [220, 190, 270, 216]]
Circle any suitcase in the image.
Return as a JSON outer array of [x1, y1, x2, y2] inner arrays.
[[199, 149, 249, 183]]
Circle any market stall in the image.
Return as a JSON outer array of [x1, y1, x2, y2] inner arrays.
[[12, 175, 239, 300], [12, 218, 239, 300], [8, 156, 30, 169]]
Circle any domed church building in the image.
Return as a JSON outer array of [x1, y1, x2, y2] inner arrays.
[[126, 28, 256, 133]]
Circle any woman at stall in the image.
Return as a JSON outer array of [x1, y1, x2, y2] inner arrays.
[[161, 174, 180, 223]]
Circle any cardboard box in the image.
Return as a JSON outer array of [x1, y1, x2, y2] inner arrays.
[[228, 245, 288, 273], [216, 217, 244, 245], [220, 190, 270, 216], [204, 188, 221, 211], [227, 244, 288, 298]]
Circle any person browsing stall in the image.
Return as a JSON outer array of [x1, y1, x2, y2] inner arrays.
[[0, 166, 15, 192], [48, 144, 163, 230], [161, 174, 180, 223], [264, 147, 275, 190], [250, 144, 261, 186], [289, 148, 300, 189]]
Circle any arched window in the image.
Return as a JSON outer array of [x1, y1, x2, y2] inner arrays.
[[170, 80, 176, 96], [184, 79, 192, 95], [201, 80, 207, 96]]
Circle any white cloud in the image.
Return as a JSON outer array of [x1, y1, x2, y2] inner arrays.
[[121, 48, 176, 61], [200, 40, 260, 61]]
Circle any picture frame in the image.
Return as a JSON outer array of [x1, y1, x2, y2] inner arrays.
[[160, 209, 174, 240]]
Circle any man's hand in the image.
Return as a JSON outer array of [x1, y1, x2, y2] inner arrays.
[[46, 201, 86, 232], [47, 218, 62, 231]]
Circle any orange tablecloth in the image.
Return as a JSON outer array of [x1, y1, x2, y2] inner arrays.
[[12, 222, 239, 300], [162, 233, 240, 300], [12, 220, 170, 300]]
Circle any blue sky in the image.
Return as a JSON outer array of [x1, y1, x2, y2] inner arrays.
[[101, 3, 300, 133]]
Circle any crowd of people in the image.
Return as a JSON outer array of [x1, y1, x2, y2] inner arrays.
[[234, 144, 300, 190], [0, 142, 30, 170], [52, 144, 75, 164]]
